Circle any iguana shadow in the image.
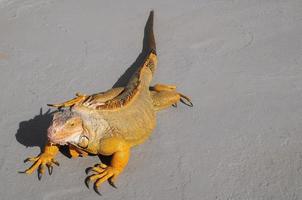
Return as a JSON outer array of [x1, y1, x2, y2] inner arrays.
[[15, 108, 72, 157], [15, 108, 53, 152], [15, 14, 152, 163], [112, 13, 154, 88]]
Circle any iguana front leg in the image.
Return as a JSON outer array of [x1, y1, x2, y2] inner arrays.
[[86, 137, 130, 194], [22, 142, 60, 179]]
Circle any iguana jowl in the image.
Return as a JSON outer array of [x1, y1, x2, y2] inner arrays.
[[22, 11, 192, 193]]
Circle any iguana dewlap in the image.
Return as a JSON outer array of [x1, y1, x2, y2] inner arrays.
[[22, 11, 192, 194]]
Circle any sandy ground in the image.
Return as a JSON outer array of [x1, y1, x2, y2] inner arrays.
[[0, 0, 302, 199]]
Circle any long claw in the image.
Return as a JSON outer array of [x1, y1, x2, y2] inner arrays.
[[95, 173, 112, 187], [24, 157, 38, 163], [109, 179, 117, 189], [25, 160, 41, 175], [84, 173, 107, 189], [38, 164, 46, 180], [85, 167, 93, 174], [85, 176, 92, 189], [47, 165, 53, 175], [179, 93, 193, 107], [90, 172, 110, 194], [85, 167, 96, 174], [38, 171, 42, 180], [51, 159, 60, 166], [93, 184, 102, 196]]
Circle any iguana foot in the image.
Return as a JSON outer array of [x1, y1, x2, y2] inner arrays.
[[69, 145, 88, 158], [151, 84, 193, 110], [21, 143, 59, 179], [86, 163, 120, 194]]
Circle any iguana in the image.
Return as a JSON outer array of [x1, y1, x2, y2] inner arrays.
[[22, 11, 192, 194]]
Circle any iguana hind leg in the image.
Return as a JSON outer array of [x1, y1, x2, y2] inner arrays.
[[150, 84, 193, 111]]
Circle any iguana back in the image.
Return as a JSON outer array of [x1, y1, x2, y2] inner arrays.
[[80, 11, 158, 146]]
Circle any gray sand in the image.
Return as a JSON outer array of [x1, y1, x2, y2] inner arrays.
[[0, 0, 302, 199]]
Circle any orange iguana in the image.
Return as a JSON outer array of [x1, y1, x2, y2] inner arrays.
[[22, 11, 192, 194]]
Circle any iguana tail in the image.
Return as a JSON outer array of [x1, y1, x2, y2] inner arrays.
[[143, 10, 156, 54]]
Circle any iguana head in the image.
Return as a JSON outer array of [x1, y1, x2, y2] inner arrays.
[[47, 110, 90, 149]]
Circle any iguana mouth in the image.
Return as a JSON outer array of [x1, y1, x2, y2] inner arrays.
[[47, 127, 82, 146]]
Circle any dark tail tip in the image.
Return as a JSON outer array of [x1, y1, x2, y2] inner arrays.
[[143, 10, 156, 54]]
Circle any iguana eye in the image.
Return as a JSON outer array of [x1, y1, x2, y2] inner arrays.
[[78, 135, 89, 148]]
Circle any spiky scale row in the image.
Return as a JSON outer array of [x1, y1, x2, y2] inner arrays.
[[96, 52, 157, 110]]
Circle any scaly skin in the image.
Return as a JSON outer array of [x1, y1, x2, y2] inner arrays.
[[22, 11, 192, 194]]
